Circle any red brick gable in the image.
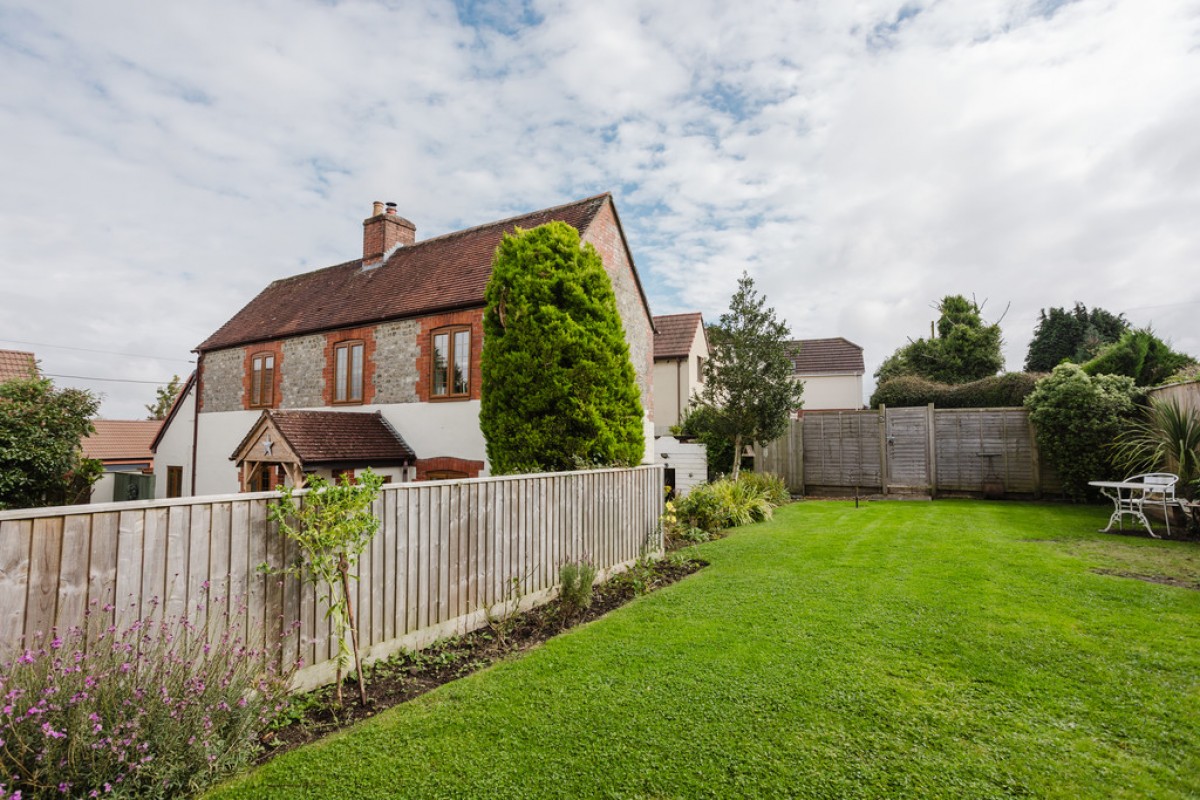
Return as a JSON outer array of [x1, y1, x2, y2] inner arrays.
[[198, 195, 613, 353]]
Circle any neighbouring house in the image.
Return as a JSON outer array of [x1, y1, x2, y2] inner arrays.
[[150, 372, 196, 498], [0, 349, 38, 383], [82, 419, 163, 502], [651, 312, 708, 436], [787, 338, 865, 411], [156, 194, 655, 497]]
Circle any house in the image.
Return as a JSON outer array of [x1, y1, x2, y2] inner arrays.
[[155, 194, 655, 497], [0, 349, 38, 383], [651, 312, 709, 436], [150, 372, 196, 498], [82, 419, 163, 502], [787, 337, 865, 410]]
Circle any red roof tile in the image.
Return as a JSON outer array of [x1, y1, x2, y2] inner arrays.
[[0, 349, 37, 383], [82, 420, 163, 462], [234, 410, 415, 465], [199, 195, 612, 352], [653, 313, 705, 360], [787, 338, 865, 375]]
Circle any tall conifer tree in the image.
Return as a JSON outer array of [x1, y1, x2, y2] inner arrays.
[[479, 222, 644, 474]]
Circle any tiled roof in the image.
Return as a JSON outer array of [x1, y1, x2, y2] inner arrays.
[[0, 349, 37, 383], [787, 338, 865, 375], [238, 410, 416, 465], [199, 194, 611, 352], [82, 420, 163, 462], [653, 313, 704, 360]]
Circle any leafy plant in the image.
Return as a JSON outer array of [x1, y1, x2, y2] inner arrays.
[[673, 473, 786, 534], [145, 374, 183, 420], [1112, 397, 1200, 499], [558, 560, 598, 619], [738, 471, 790, 506], [1082, 328, 1196, 387], [1025, 363, 1137, 500], [268, 470, 384, 706], [484, 577, 525, 648], [875, 295, 1004, 385], [0, 596, 294, 799], [1025, 302, 1129, 372], [692, 272, 803, 479], [479, 221, 645, 474], [869, 372, 1042, 409], [0, 377, 102, 510]]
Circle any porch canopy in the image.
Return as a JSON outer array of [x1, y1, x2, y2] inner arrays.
[[231, 410, 416, 490]]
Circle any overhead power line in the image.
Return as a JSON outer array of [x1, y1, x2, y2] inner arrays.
[[44, 373, 172, 386], [0, 336, 194, 363]]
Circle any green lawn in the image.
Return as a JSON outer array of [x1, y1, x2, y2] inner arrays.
[[209, 501, 1200, 799]]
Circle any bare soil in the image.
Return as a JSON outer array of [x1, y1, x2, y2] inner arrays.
[[258, 556, 707, 761]]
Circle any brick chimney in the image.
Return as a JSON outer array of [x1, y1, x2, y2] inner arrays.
[[362, 201, 415, 269]]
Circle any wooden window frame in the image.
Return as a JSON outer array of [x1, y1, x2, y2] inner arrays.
[[166, 466, 183, 498], [332, 339, 366, 405], [430, 325, 471, 400], [249, 351, 276, 408]]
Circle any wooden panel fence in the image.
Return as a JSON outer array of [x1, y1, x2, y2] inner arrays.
[[0, 465, 664, 690], [758, 406, 1061, 498]]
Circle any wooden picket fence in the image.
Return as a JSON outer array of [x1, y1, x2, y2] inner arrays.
[[0, 465, 664, 690]]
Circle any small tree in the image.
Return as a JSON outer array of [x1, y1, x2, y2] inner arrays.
[[268, 470, 384, 706], [1024, 363, 1136, 501], [146, 374, 183, 419], [0, 377, 102, 510], [694, 272, 802, 480], [480, 222, 644, 474], [1025, 302, 1128, 372], [875, 295, 1004, 385]]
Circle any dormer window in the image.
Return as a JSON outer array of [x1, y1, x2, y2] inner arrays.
[[333, 340, 365, 404], [432, 326, 470, 399], [250, 352, 275, 408]]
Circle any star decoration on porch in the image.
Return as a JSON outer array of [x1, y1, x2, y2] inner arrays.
[[261, 436, 274, 456]]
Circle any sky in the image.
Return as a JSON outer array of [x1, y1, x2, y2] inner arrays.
[[1, 0, 1197, 419]]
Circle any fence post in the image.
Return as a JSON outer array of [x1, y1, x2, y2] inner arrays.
[[878, 405, 889, 496], [1029, 414, 1043, 499], [926, 403, 937, 498]]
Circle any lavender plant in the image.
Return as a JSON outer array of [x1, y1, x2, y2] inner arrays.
[[0, 593, 297, 799]]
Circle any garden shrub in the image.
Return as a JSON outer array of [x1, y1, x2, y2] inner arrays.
[[738, 471, 790, 506], [1112, 397, 1200, 499], [1081, 328, 1196, 387], [0, 597, 295, 799], [672, 473, 786, 536], [870, 372, 1042, 409], [1025, 363, 1137, 500], [558, 559, 597, 618]]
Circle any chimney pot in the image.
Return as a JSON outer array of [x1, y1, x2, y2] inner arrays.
[[362, 202, 415, 268]]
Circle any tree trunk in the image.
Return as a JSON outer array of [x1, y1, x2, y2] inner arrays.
[[731, 433, 743, 481], [340, 557, 368, 706]]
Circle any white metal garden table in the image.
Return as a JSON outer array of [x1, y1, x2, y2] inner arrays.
[[1088, 474, 1179, 538]]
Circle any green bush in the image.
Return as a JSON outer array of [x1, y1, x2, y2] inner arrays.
[[1112, 397, 1200, 499], [672, 473, 787, 535], [1025, 363, 1137, 500], [0, 597, 294, 799], [558, 560, 598, 618], [1082, 328, 1195, 387], [870, 372, 1042, 409], [739, 471, 790, 506]]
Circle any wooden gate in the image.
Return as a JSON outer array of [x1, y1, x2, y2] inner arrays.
[[883, 406, 932, 495]]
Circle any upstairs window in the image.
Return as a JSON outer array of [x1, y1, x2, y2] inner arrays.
[[333, 340, 365, 404], [431, 326, 470, 399], [250, 352, 275, 408]]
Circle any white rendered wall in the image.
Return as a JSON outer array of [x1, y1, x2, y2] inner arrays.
[[654, 436, 707, 497], [799, 374, 864, 411], [151, 386, 195, 498]]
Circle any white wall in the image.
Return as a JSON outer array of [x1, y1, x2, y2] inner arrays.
[[151, 385, 195, 498], [799, 373, 864, 411], [653, 324, 709, 435], [654, 437, 707, 497]]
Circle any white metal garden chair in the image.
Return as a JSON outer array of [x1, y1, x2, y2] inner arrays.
[[1126, 473, 1180, 537]]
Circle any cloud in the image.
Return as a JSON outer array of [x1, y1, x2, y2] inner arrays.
[[0, 0, 1197, 418]]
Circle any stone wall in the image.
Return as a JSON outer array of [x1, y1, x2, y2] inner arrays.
[[374, 319, 421, 403], [200, 348, 244, 413], [281, 334, 325, 408]]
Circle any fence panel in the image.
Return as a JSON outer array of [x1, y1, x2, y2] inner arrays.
[[0, 465, 663, 690]]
